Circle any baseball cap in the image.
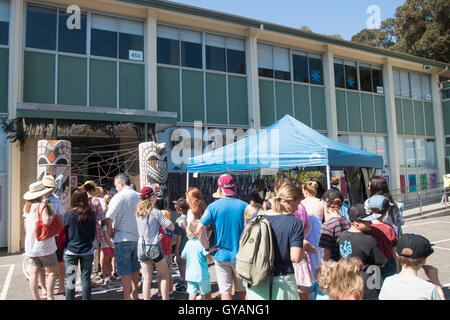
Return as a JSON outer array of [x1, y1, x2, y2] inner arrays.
[[348, 203, 381, 222], [140, 186, 157, 200], [367, 195, 391, 214], [172, 197, 189, 210], [396, 233, 434, 259], [322, 189, 343, 206], [218, 174, 235, 196]]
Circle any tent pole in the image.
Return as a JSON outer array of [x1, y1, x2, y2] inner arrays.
[[326, 165, 331, 190], [186, 172, 190, 191]]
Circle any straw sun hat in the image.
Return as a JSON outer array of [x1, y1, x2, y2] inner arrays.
[[24, 181, 54, 201]]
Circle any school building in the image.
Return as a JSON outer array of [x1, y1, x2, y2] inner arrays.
[[0, 0, 449, 252]]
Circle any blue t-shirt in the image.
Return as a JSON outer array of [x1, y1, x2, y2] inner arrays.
[[182, 238, 210, 282], [310, 282, 330, 300], [200, 197, 247, 263]]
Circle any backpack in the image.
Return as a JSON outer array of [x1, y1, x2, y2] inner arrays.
[[236, 213, 275, 298]]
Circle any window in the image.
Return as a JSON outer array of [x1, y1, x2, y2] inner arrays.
[[309, 54, 323, 85], [410, 72, 422, 99], [375, 136, 389, 166], [26, 5, 57, 50], [206, 34, 226, 72], [181, 30, 202, 69], [0, 0, 9, 45], [399, 70, 410, 98], [422, 75, 431, 100], [426, 140, 436, 168], [293, 51, 308, 83], [58, 9, 86, 54], [157, 25, 180, 66], [273, 46, 290, 80], [416, 138, 427, 167], [405, 138, 416, 168], [398, 138, 405, 168], [359, 64, 372, 92], [258, 43, 273, 78], [349, 135, 362, 149], [91, 14, 118, 58], [334, 59, 345, 88], [372, 67, 383, 94], [393, 69, 402, 97], [226, 38, 245, 74], [258, 44, 290, 80], [443, 88, 450, 100], [119, 19, 144, 61], [344, 61, 357, 90], [362, 136, 377, 154]]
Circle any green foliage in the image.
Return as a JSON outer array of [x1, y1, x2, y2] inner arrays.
[[268, 170, 323, 186]]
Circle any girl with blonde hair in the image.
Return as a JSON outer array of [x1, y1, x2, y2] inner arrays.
[[329, 257, 364, 300]]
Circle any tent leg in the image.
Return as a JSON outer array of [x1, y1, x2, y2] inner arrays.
[[186, 172, 190, 191], [326, 165, 331, 190]]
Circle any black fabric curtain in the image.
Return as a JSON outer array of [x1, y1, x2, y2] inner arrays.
[[344, 166, 376, 206]]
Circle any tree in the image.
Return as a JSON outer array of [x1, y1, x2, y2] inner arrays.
[[299, 25, 312, 32], [351, 18, 396, 49]]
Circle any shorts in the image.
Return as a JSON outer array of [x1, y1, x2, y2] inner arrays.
[[187, 280, 211, 295], [114, 241, 141, 277], [247, 274, 299, 300], [28, 253, 58, 269], [102, 247, 115, 256], [214, 260, 245, 295]]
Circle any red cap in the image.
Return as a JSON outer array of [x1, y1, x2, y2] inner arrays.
[[218, 174, 235, 196], [140, 186, 156, 200]]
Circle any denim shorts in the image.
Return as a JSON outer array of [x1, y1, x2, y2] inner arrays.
[[114, 241, 141, 276], [187, 280, 211, 295]]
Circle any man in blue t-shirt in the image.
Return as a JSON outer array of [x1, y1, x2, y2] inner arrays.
[[196, 174, 248, 300]]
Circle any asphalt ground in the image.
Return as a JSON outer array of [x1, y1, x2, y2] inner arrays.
[[1, 211, 449, 300]]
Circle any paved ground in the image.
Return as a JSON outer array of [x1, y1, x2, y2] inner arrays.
[[1, 209, 449, 300]]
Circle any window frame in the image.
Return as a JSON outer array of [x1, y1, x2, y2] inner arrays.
[[0, 0, 10, 47]]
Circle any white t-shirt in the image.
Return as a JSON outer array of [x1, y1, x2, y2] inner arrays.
[[186, 209, 195, 227], [136, 209, 172, 245], [23, 204, 57, 258], [379, 274, 443, 300]]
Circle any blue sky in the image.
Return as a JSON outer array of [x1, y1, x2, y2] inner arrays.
[[168, 0, 405, 40]]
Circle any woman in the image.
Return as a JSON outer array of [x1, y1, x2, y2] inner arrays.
[[23, 181, 59, 300], [64, 188, 97, 300], [246, 180, 305, 300], [185, 187, 207, 226], [136, 186, 175, 300], [366, 176, 404, 236]]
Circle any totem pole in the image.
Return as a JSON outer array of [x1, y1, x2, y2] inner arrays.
[[37, 140, 71, 210], [139, 142, 168, 197]]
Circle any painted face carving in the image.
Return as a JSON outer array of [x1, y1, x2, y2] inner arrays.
[[37, 140, 71, 210], [139, 142, 168, 188]]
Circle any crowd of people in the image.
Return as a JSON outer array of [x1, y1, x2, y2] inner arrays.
[[22, 172, 445, 300]]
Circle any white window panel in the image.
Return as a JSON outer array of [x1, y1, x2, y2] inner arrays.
[[400, 70, 410, 98], [426, 140, 436, 168], [119, 19, 144, 36], [397, 137, 405, 168], [309, 53, 322, 60], [293, 50, 307, 57], [180, 29, 201, 44], [92, 14, 118, 32], [157, 25, 179, 40], [349, 135, 362, 149], [422, 75, 431, 100], [410, 72, 422, 99], [226, 38, 245, 51], [362, 136, 377, 154], [0, 129, 6, 172], [206, 34, 225, 48], [0, 0, 9, 23], [393, 69, 401, 97], [415, 138, 427, 167], [258, 43, 273, 69], [344, 60, 356, 67], [273, 46, 289, 72], [405, 138, 416, 168]]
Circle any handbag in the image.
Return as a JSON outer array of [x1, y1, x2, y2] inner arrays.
[[140, 212, 164, 262], [35, 202, 64, 241]]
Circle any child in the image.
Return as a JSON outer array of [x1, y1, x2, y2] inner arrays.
[[100, 220, 115, 284], [379, 233, 445, 300], [181, 219, 215, 300], [364, 195, 399, 279], [173, 198, 189, 292], [294, 239, 317, 300], [329, 257, 364, 300], [244, 203, 262, 224], [309, 260, 337, 300], [338, 204, 387, 300]]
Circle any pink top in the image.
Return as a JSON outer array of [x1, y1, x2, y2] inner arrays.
[[294, 203, 309, 229]]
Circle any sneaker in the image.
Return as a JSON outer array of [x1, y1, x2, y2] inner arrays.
[[152, 293, 162, 300], [169, 291, 175, 298], [103, 277, 111, 285]]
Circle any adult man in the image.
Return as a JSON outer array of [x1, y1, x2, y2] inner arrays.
[[196, 174, 247, 300], [105, 174, 141, 300]]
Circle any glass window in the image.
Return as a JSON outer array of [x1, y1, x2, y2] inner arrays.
[[410, 72, 422, 99], [400, 70, 410, 98], [397, 137, 405, 168], [422, 75, 431, 101], [26, 5, 57, 50], [362, 136, 377, 154], [0, 128, 6, 172], [206, 34, 225, 72], [58, 9, 86, 54], [372, 67, 383, 94], [180, 30, 202, 69], [258, 43, 273, 78], [416, 138, 427, 167], [0, 0, 9, 45], [293, 51, 308, 83], [405, 138, 416, 168], [226, 38, 245, 74], [157, 25, 179, 65], [349, 135, 362, 149], [91, 14, 118, 58], [273, 46, 290, 80], [426, 139, 436, 168], [118, 19, 144, 61], [443, 89, 450, 100], [334, 59, 345, 88], [393, 69, 401, 97], [344, 61, 357, 90], [359, 64, 372, 92], [309, 54, 323, 85], [375, 136, 388, 167], [338, 135, 348, 145]]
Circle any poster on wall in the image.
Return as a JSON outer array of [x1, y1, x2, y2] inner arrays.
[[420, 174, 428, 190], [429, 173, 438, 189], [408, 174, 417, 192], [400, 175, 406, 194], [340, 176, 348, 199]]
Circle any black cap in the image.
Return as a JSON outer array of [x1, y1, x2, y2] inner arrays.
[[172, 197, 189, 211], [348, 203, 381, 222], [322, 189, 342, 204], [396, 233, 434, 259]]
